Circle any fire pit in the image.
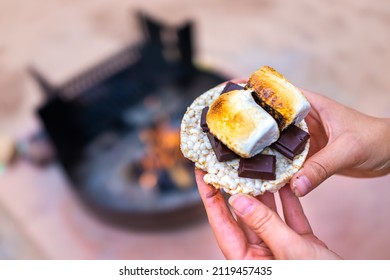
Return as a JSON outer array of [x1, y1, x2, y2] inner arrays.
[[32, 13, 228, 230]]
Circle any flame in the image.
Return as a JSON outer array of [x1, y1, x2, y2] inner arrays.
[[136, 120, 193, 190]]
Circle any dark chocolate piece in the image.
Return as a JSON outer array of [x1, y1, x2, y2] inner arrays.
[[271, 125, 310, 160], [220, 82, 244, 95], [238, 154, 276, 180], [206, 132, 239, 162], [271, 143, 295, 160], [200, 106, 209, 132]]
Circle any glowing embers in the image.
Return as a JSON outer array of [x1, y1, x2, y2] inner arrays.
[[131, 121, 194, 191]]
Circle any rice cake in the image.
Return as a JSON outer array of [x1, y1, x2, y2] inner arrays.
[[180, 83, 310, 196]]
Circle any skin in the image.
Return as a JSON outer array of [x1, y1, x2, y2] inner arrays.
[[195, 169, 342, 260], [291, 89, 390, 196]]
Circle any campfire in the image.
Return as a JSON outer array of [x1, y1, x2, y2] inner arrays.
[[129, 119, 194, 191]]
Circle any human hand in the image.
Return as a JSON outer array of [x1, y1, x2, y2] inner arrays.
[[291, 90, 390, 196], [195, 169, 341, 260]]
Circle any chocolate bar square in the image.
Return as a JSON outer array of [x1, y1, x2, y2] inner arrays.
[[271, 125, 310, 160], [206, 132, 239, 162], [220, 82, 244, 95], [200, 106, 209, 132], [238, 154, 276, 180]]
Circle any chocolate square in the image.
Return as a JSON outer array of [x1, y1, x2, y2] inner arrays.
[[206, 132, 239, 162], [271, 125, 310, 160], [200, 106, 209, 132], [220, 82, 244, 95], [238, 154, 276, 180], [271, 143, 295, 160]]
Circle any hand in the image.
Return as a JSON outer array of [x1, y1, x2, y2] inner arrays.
[[291, 90, 390, 196], [195, 169, 341, 260]]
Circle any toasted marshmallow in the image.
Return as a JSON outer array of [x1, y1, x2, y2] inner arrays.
[[206, 89, 279, 158], [247, 66, 311, 130]]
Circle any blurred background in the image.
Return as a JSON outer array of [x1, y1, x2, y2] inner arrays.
[[1, 0, 390, 259]]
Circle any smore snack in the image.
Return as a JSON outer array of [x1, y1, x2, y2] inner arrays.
[[180, 66, 311, 196]]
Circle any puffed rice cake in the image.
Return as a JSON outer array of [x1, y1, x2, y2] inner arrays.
[[180, 83, 310, 196]]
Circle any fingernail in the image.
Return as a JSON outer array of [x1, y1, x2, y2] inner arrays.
[[293, 175, 311, 197], [228, 195, 254, 215]]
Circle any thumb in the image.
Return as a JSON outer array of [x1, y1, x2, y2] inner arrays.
[[291, 135, 358, 196], [228, 194, 303, 259]]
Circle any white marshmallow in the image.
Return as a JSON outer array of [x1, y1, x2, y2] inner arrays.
[[206, 90, 280, 158]]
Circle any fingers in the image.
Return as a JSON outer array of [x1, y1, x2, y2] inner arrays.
[[236, 216, 261, 245], [228, 193, 303, 259], [279, 186, 313, 235], [300, 88, 336, 113], [291, 135, 359, 197], [236, 192, 277, 245], [289, 89, 330, 196], [294, 89, 366, 196], [195, 169, 248, 259]]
